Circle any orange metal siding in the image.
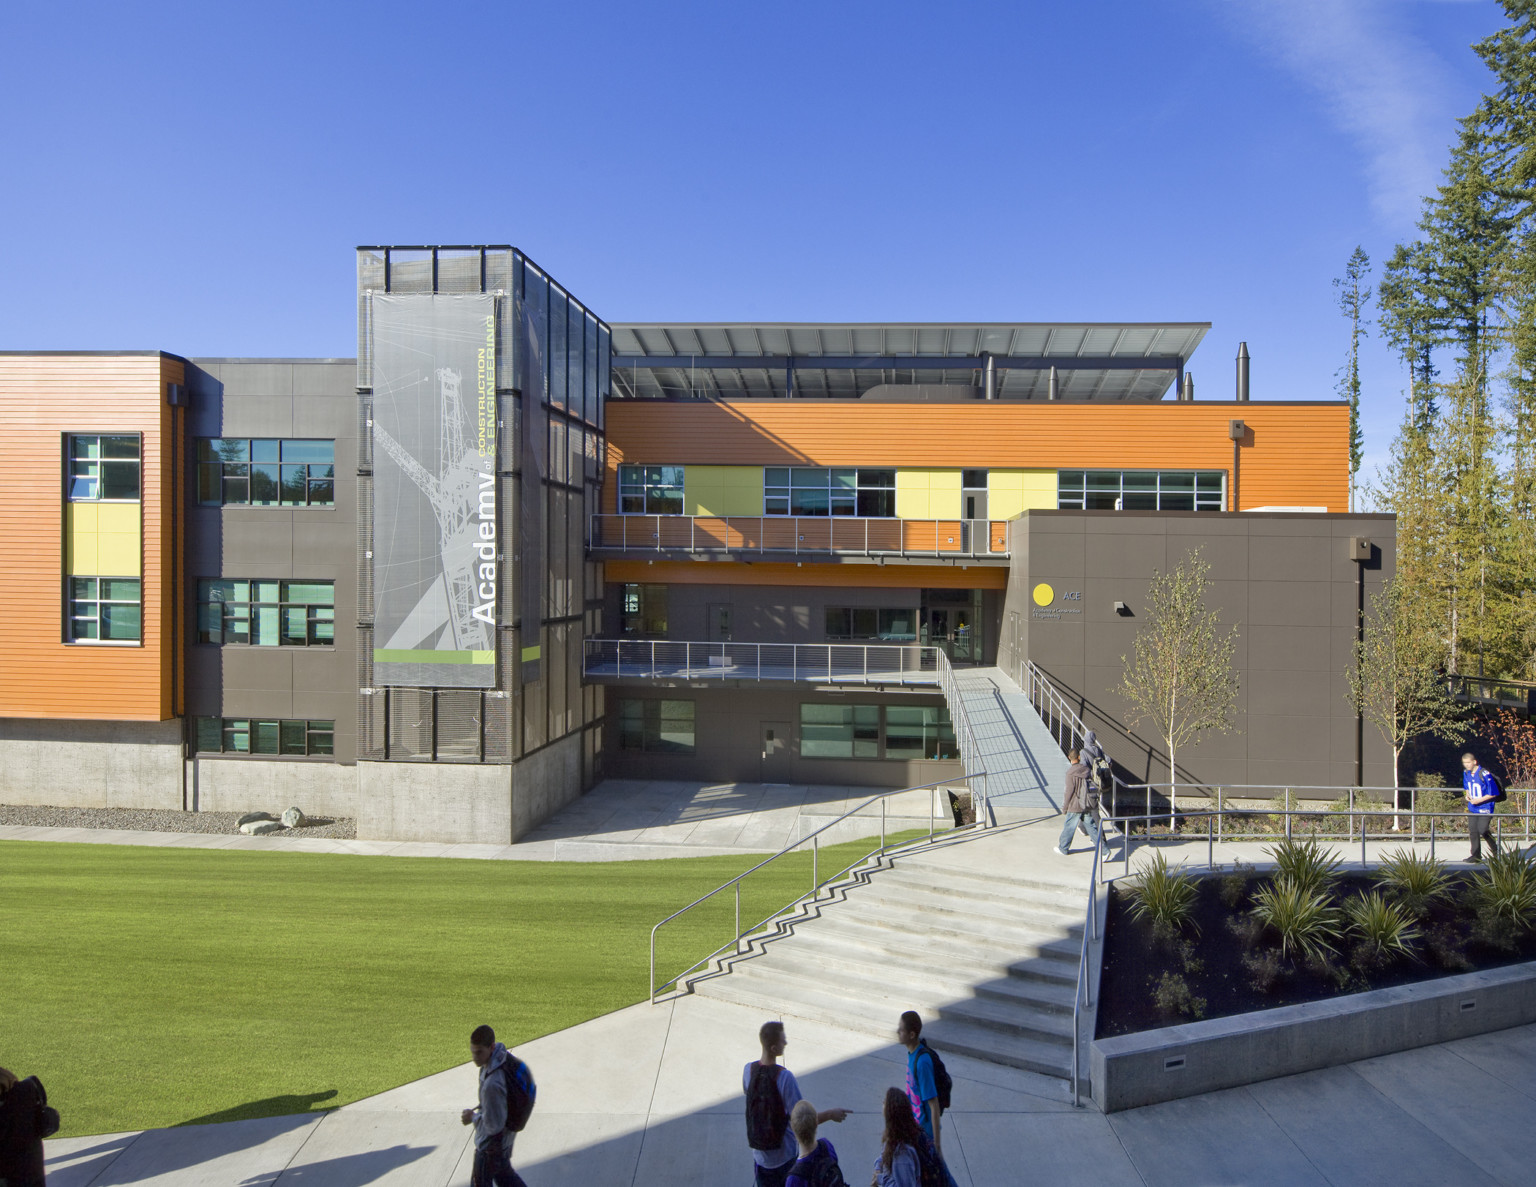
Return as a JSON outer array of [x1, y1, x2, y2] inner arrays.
[[604, 561, 1007, 589], [0, 355, 177, 721], [603, 401, 1350, 513]]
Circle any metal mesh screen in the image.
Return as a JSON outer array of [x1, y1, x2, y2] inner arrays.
[[358, 395, 373, 471], [389, 250, 433, 293], [437, 250, 482, 294], [499, 476, 518, 625], [484, 692, 513, 761], [357, 688, 385, 760], [389, 688, 433, 760], [435, 690, 482, 761], [357, 474, 373, 621], [357, 253, 384, 388]]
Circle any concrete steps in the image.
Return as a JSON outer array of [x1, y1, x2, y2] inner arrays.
[[688, 826, 1087, 1081]]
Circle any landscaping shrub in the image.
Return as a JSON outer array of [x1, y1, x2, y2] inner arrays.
[[1151, 971, 1206, 1020], [1375, 848, 1451, 918], [1125, 850, 1200, 936], [1343, 889, 1420, 965], [1219, 861, 1255, 908], [1241, 947, 1285, 994], [1250, 878, 1342, 963], [1265, 836, 1342, 898], [1470, 848, 1536, 947]]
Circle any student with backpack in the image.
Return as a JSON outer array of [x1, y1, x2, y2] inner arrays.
[[897, 1012, 958, 1187], [785, 1099, 846, 1187], [460, 1025, 535, 1187], [870, 1086, 947, 1187], [1461, 751, 1505, 863], [0, 1065, 57, 1187], [745, 1021, 848, 1187]]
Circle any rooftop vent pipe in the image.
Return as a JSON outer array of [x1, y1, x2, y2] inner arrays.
[[1180, 372, 1194, 402], [983, 353, 995, 400], [1236, 341, 1250, 402], [1047, 365, 1060, 401]]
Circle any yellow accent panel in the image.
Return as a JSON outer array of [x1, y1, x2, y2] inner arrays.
[[989, 469, 1058, 519], [66, 503, 141, 577], [895, 469, 962, 519], [684, 465, 763, 516]]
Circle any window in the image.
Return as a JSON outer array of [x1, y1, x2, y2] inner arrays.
[[618, 699, 695, 753], [763, 467, 896, 517], [69, 577, 142, 642], [194, 717, 334, 756], [801, 703, 881, 758], [1057, 471, 1225, 512], [617, 465, 684, 513], [825, 607, 918, 641], [68, 435, 140, 501], [197, 580, 335, 646], [198, 439, 335, 506], [884, 706, 958, 760], [621, 584, 668, 637]]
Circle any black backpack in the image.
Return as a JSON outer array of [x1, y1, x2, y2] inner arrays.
[[788, 1140, 846, 1187], [498, 1055, 535, 1134], [913, 1131, 946, 1187], [745, 1063, 787, 1152], [916, 1040, 953, 1113], [1490, 772, 1508, 804]]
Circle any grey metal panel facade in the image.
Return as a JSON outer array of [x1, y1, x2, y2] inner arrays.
[[998, 510, 1398, 793], [184, 360, 360, 763]]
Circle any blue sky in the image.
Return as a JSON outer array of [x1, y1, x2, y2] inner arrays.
[[0, 0, 1507, 482]]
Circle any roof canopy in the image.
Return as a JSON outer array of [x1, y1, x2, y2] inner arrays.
[[609, 322, 1209, 401]]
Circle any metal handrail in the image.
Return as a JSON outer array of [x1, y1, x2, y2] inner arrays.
[[648, 773, 987, 1003], [1024, 660, 1090, 757], [583, 638, 942, 686], [1071, 804, 1107, 1108], [589, 512, 1010, 558], [935, 650, 988, 822]]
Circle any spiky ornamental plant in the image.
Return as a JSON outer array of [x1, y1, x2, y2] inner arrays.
[[1125, 850, 1200, 936], [1344, 890, 1421, 961], [1250, 880, 1343, 965], [1375, 848, 1452, 918]]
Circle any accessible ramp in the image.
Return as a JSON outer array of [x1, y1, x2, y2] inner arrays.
[[951, 665, 1069, 822]]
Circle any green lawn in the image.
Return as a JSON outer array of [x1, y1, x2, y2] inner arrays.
[[0, 831, 927, 1137]]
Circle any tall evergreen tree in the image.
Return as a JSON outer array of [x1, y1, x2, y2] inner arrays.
[[1333, 247, 1371, 510]]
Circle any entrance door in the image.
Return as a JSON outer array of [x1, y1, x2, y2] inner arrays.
[[707, 603, 733, 642], [761, 721, 792, 783], [929, 607, 978, 663]]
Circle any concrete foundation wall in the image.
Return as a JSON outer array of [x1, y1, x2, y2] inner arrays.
[[188, 758, 360, 819], [0, 718, 185, 809], [357, 732, 588, 843]]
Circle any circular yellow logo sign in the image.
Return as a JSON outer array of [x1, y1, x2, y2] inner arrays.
[[1032, 583, 1054, 607]]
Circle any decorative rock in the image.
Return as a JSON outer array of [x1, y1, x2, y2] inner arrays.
[[281, 807, 305, 829], [236, 812, 276, 827], [240, 819, 284, 836]]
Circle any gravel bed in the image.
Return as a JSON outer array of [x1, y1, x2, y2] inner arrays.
[[0, 804, 357, 840]]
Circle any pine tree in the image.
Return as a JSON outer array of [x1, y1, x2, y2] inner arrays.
[[1378, 242, 1442, 428], [1333, 247, 1370, 510]]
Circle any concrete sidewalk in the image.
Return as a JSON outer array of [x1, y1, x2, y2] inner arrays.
[[0, 779, 938, 863], [42, 992, 1536, 1185]]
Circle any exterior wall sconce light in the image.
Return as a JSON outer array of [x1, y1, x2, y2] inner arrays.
[[1114, 601, 1132, 616]]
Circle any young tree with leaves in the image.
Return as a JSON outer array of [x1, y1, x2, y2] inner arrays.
[[1346, 578, 1467, 813], [1334, 246, 1371, 509], [1120, 547, 1241, 812]]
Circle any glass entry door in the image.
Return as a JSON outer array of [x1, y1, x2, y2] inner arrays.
[[927, 607, 978, 663]]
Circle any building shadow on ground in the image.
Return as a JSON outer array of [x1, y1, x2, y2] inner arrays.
[[178, 1090, 339, 1126]]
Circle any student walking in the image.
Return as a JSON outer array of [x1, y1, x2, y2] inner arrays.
[[745, 1021, 848, 1187], [1056, 748, 1101, 856], [785, 1100, 846, 1187], [896, 1012, 957, 1185], [460, 1025, 535, 1187], [0, 1066, 52, 1187], [1462, 751, 1503, 862], [870, 1086, 933, 1187]]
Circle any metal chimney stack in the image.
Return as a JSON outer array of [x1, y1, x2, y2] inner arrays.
[[1180, 372, 1194, 402], [1236, 342, 1250, 402], [1047, 365, 1059, 401], [983, 353, 995, 400]]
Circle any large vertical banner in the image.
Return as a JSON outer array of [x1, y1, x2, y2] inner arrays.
[[371, 293, 498, 688]]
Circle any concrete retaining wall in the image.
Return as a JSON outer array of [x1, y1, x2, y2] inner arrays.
[[1091, 959, 1536, 1112], [0, 718, 184, 809], [188, 758, 360, 819]]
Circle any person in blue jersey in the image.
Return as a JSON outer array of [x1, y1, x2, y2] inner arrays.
[[1462, 751, 1502, 862]]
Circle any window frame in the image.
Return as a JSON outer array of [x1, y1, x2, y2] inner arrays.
[[194, 717, 335, 757], [196, 439, 336, 508], [617, 698, 696, 754], [66, 576, 144, 645], [1056, 470, 1226, 512], [66, 433, 142, 503], [616, 464, 684, 514], [796, 702, 956, 761], [196, 579, 336, 647], [764, 467, 896, 517], [824, 606, 919, 642]]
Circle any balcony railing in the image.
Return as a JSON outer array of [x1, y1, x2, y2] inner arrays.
[[588, 514, 1010, 558], [583, 638, 940, 685]]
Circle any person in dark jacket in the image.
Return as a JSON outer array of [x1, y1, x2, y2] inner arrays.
[[0, 1066, 47, 1187], [1056, 749, 1100, 856]]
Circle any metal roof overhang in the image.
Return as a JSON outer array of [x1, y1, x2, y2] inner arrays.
[[609, 322, 1209, 401]]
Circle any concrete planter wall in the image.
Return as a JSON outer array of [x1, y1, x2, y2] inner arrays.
[[1091, 959, 1536, 1112]]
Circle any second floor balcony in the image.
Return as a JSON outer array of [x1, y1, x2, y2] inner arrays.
[[584, 638, 942, 686], [588, 513, 1010, 560]]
